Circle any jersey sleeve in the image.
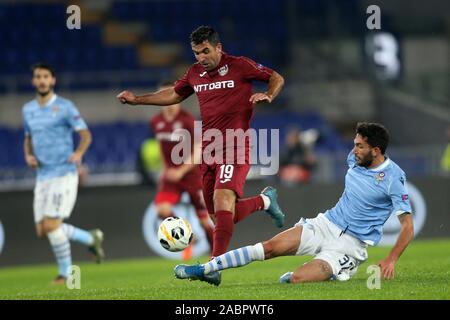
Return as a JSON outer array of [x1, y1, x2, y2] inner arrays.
[[22, 108, 31, 136], [174, 68, 195, 98], [389, 172, 412, 215], [66, 102, 88, 131], [238, 56, 273, 82]]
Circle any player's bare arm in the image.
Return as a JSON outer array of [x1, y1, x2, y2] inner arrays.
[[23, 136, 38, 168], [69, 129, 92, 165], [249, 70, 285, 104], [378, 213, 414, 279], [117, 86, 185, 106]]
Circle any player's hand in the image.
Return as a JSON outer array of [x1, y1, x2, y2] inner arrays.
[[165, 168, 184, 183], [377, 257, 396, 279], [249, 92, 272, 104], [25, 155, 38, 168], [117, 90, 137, 105], [68, 151, 83, 165]]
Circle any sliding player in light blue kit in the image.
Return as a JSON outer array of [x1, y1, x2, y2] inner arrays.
[[23, 63, 105, 284], [174, 122, 414, 286]]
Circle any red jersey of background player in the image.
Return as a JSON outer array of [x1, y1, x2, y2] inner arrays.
[[150, 109, 201, 180], [174, 53, 273, 162], [150, 107, 214, 254]]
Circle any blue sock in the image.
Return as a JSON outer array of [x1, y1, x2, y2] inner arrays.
[[47, 228, 72, 277], [203, 243, 265, 274], [62, 223, 94, 246]]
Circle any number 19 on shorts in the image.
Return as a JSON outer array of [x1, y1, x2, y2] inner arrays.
[[219, 165, 234, 183]]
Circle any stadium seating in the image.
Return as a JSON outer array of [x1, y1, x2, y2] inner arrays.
[[1, 0, 288, 93]]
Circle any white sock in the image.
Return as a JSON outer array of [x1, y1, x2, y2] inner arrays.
[[62, 223, 94, 246], [47, 227, 72, 277], [260, 194, 271, 210], [203, 243, 265, 274]]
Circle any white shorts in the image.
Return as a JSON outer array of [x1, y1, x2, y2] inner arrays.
[[295, 213, 368, 281], [34, 173, 79, 223]]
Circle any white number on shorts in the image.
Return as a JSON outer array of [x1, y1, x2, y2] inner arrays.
[[219, 164, 234, 183]]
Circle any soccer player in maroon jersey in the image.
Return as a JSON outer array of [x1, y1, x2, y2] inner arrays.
[[118, 26, 286, 280], [150, 81, 214, 252]]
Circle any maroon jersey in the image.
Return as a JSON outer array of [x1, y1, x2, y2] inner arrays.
[[150, 109, 200, 175], [174, 53, 273, 163]]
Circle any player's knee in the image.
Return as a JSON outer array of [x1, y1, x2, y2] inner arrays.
[[290, 273, 304, 284], [36, 228, 45, 239], [41, 219, 60, 235], [199, 218, 210, 229], [213, 190, 235, 211], [290, 269, 314, 283], [157, 204, 173, 218]]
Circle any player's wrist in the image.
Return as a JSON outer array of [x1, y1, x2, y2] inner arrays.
[[130, 96, 139, 105], [386, 254, 398, 263]]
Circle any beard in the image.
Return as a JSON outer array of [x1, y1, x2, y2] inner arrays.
[[356, 153, 374, 168], [37, 85, 53, 97]]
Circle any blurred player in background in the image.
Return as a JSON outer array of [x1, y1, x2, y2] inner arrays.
[[150, 81, 214, 255], [175, 123, 414, 286], [22, 63, 105, 284], [118, 26, 286, 276]]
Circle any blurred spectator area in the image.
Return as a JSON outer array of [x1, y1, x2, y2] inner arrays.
[[0, 0, 288, 93], [0, 109, 444, 188], [0, 111, 346, 181]]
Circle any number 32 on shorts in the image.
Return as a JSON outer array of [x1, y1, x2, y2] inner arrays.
[[219, 164, 234, 183]]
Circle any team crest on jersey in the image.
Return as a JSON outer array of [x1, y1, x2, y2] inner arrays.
[[375, 172, 385, 183], [218, 64, 229, 76], [156, 122, 165, 130]]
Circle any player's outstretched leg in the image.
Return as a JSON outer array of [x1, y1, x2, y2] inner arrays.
[[174, 244, 264, 287], [260, 186, 285, 228], [174, 226, 301, 286], [61, 224, 105, 263]]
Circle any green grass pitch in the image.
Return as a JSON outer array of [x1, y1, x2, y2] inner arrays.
[[0, 238, 449, 300]]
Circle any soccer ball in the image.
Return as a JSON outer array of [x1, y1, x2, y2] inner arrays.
[[157, 217, 193, 252]]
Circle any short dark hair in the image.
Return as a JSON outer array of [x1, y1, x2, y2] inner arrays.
[[31, 62, 55, 77], [356, 122, 390, 154], [190, 26, 220, 46]]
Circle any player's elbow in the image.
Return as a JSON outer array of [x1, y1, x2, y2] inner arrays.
[[279, 73, 285, 87], [272, 71, 285, 87]]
